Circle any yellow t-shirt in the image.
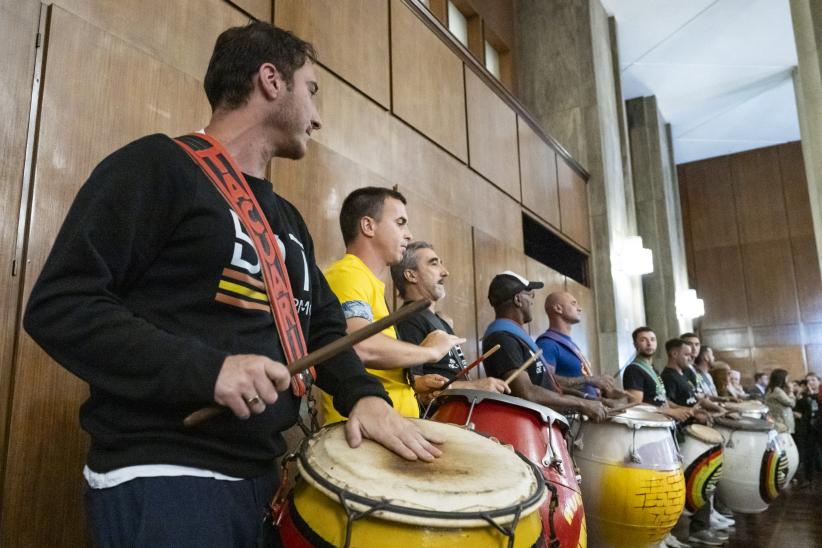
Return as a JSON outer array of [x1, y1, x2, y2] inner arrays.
[[321, 254, 419, 422]]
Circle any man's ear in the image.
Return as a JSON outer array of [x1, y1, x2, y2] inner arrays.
[[359, 216, 376, 238], [404, 269, 418, 284], [257, 62, 283, 100]]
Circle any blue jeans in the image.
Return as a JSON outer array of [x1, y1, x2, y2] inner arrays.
[[84, 472, 281, 548]]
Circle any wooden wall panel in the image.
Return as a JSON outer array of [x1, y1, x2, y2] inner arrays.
[[472, 228, 527, 357], [465, 68, 519, 198], [692, 246, 749, 329], [702, 328, 750, 351], [391, 0, 467, 161], [2, 7, 215, 546], [524, 257, 565, 339], [740, 240, 799, 326], [557, 157, 591, 250], [400, 188, 478, 360], [805, 344, 822, 375], [519, 117, 560, 228], [752, 324, 803, 347], [0, 0, 40, 490], [567, 278, 600, 374], [232, 0, 271, 20], [52, 0, 247, 80], [388, 116, 472, 215], [275, 0, 390, 108], [272, 143, 392, 270], [681, 157, 740, 251], [309, 65, 392, 177], [730, 147, 790, 243], [752, 346, 806, 381], [468, 171, 523, 251]]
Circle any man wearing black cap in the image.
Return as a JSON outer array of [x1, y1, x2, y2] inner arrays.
[[481, 272, 607, 420]]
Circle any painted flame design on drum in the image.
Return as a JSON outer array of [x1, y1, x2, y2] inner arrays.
[[683, 445, 723, 513], [759, 442, 789, 503]]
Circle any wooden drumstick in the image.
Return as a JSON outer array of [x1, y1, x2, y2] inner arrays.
[[503, 349, 543, 386], [438, 344, 501, 391], [183, 299, 432, 427]]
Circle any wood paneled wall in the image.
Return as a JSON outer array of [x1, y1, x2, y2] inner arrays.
[[679, 142, 822, 384], [1, 1, 595, 545]]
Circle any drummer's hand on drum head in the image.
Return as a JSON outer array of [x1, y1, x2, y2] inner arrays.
[[345, 396, 444, 462], [662, 406, 693, 423], [214, 354, 291, 419], [419, 330, 466, 362], [580, 399, 608, 422]]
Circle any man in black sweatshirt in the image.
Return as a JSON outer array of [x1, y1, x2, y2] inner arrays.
[[24, 21, 441, 547]]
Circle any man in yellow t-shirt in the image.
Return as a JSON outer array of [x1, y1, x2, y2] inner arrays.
[[322, 187, 465, 422]]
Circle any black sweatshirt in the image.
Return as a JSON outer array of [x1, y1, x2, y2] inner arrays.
[[24, 134, 389, 477]]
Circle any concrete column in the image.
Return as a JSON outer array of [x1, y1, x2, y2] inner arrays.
[[627, 96, 693, 367], [791, 0, 822, 279], [514, 0, 646, 371]]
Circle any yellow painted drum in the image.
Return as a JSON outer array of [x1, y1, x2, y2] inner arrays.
[[679, 424, 723, 515], [714, 416, 788, 514], [281, 420, 546, 547], [574, 409, 685, 548]]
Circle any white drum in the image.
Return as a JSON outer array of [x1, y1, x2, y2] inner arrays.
[[714, 416, 788, 514], [725, 400, 769, 420], [679, 424, 723, 515], [574, 408, 685, 548], [777, 431, 800, 485]]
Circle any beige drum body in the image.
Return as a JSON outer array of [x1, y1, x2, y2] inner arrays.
[[714, 417, 788, 514], [679, 425, 724, 515], [279, 420, 546, 548], [575, 409, 685, 548], [778, 432, 799, 485]]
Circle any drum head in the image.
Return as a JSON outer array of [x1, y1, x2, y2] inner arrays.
[[609, 407, 674, 429], [433, 388, 569, 428], [715, 416, 773, 431], [685, 424, 723, 444], [297, 420, 546, 527], [725, 401, 767, 414]]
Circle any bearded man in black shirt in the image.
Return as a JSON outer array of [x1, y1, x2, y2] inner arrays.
[[392, 242, 509, 410], [23, 21, 441, 547]]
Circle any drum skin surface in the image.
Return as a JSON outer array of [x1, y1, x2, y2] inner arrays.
[[280, 420, 544, 547], [431, 390, 586, 548], [714, 418, 788, 513], [680, 425, 723, 514], [575, 411, 685, 548]]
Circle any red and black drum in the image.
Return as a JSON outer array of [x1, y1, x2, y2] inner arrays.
[[430, 389, 586, 548]]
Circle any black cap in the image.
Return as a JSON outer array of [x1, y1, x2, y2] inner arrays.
[[487, 271, 544, 307]]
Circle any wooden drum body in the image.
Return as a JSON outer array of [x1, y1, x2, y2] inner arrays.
[[679, 424, 724, 515], [574, 409, 685, 548], [278, 420, 545, 548], [430, 389, 586, 548], [714, 417, 788, 514]]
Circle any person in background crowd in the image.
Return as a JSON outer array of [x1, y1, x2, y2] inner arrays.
[[725, 369, 749, 400], [764, 368, 796, 435], [795, 372, 822, 487], [749, 371, 769, 399], [694, 345, 719, 397]]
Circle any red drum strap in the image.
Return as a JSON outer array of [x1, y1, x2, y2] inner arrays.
[[174, 132, 315, 396]]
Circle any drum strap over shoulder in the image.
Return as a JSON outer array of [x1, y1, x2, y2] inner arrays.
[[174, 132, 315, 397], [537, 329, 593, 377]]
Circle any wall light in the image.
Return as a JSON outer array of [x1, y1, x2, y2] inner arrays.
[[676, 289, 705, 319], [613, 236, 654, 276]]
